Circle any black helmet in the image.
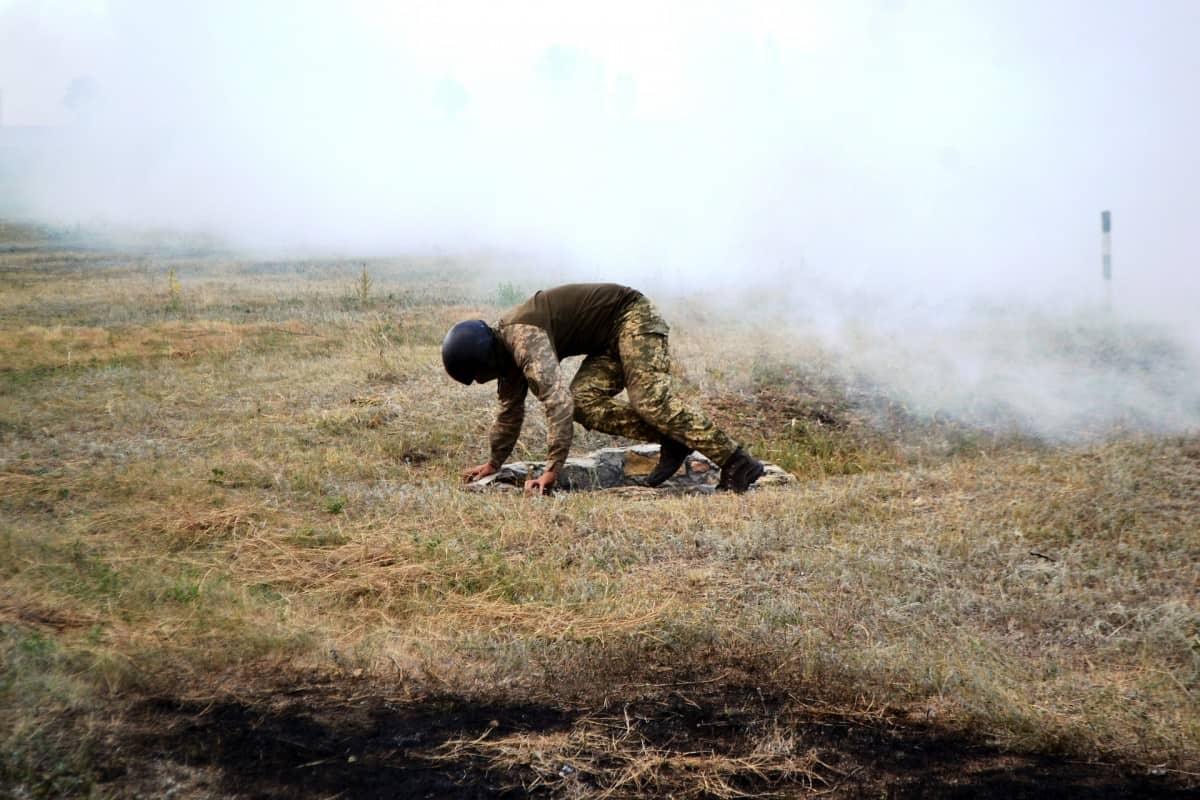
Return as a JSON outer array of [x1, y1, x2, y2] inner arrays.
[[442, 320, 496, 385]]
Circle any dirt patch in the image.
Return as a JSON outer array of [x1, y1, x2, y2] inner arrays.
[[118, 693, 563, 799], [71, 679, 1194, 799]]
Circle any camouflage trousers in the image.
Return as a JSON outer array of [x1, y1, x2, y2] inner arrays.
[[570, 297, 739, 465]]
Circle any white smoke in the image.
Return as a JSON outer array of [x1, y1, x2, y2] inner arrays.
[[2, 0, 1198, 436]]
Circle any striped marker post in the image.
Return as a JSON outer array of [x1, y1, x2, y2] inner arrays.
[[1101, 210, 1112, 308]]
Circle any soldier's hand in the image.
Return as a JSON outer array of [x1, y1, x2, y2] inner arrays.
[[524, 470, 557, 496], [461, 463, 498, 483]]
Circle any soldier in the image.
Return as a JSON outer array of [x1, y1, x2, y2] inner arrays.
[[442, 283, 764, 495]]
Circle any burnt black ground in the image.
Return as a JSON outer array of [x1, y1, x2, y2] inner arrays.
[[74, 682, 1196, 799]]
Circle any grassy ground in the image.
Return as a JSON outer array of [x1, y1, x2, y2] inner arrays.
[[1, 223, 1197, 798]]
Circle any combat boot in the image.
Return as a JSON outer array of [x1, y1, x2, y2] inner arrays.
[[716, 448, 765, 493], [643, 437, 692, 487]]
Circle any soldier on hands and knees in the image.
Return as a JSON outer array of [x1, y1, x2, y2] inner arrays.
[[442, 283, 764, 495]]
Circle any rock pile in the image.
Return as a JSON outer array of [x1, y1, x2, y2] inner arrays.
[[466, 445, 794, 495]]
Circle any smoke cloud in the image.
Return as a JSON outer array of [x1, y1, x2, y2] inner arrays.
[[2, 0, 1198, 437]]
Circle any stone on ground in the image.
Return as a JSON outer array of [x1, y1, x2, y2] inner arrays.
[[466, 445, 794, 494]]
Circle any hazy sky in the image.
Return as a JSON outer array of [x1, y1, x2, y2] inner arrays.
[[1, 0, 1198, 318]]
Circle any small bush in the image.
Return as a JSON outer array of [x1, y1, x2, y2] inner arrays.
[[496, 281, 525, 308], [355, 263, 372, 308], [166, 267, 182, 312]]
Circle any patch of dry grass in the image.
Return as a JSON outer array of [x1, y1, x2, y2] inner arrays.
[[434, 715, 831, 798], [1, 225, 1197, 796], [0, 319, 330, 374]]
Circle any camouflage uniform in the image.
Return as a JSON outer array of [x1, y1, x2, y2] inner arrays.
[[489, 290, 739, 473]]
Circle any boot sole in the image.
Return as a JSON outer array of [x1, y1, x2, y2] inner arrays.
[[718, 460, 765, 493]]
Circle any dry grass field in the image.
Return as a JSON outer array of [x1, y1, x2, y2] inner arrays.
[[1, 222, 1197, 798]]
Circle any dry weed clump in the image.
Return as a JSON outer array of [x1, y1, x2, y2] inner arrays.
[[435, 716, 830, 798]]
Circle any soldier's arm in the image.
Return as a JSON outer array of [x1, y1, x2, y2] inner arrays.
[[488, 369, 527, 469], [500, 324, 573, 475]]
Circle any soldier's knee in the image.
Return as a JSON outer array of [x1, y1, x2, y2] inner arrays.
[[629, 388, 671, 422]]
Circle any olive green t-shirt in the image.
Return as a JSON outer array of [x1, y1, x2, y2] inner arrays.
[[499, 283, 641, 357]]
